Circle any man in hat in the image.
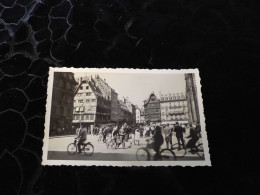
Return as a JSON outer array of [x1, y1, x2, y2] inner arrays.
[[174, 122, 185, 150], [163, 123, 173, 149]]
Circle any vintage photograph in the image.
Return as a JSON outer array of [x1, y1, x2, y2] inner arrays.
[[42, 68, 210, 166]]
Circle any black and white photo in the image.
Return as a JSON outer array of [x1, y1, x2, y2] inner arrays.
[[42, 68, 210, 166]]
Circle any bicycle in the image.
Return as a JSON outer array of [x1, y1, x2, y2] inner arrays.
[[188, 141, 204, 159], [67, 138, 94, 156], [136, 140, 176, 161], [171, 142, 187, 158]]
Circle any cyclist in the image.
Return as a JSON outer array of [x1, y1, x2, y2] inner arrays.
[[147, 126, 164, 160], [77, 126, 87, 154], [185, 123, 199, 153]]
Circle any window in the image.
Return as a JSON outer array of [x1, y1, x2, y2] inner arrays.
[[86, 92, 91, 96], [86, 99, 90, 103], [81, 115, 84, 120], [90, 115, 94, 120], [79, 106, 84, 111], [92, 99, 96, 102], [79, 86, 83, 90], [78, 100, 83, 103], [86, 86, 89, 90], [162, 98, 164, 100], [75, 107, 79, 112]]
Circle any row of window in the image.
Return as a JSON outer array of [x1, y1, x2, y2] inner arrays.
[[162, 115, 188, 120], [73, 114, 94, 120], [75, 99, 96, 103], [161, 101, 187, 107], [161, 96, 185, 101], [79, 86, 89, 90], [76, 92, 92, 96]]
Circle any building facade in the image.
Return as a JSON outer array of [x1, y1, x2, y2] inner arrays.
[[136, 107, 141, 124], [50, 72, 77, 135], [143, 93, 161, 125], [118, 100, 133, 125], [185, 73, 200, 123], [159, 92, 189, 124], [92, 75, 119, 122], [73, 76, 111, 130]]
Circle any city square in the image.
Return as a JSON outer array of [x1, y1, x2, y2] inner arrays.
[[43, 68, 209, 165]]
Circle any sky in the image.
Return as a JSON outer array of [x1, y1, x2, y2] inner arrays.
[[74, 72, 186, 108]]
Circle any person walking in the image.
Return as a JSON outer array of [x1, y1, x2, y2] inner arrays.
[[163, 123, 173, 149], [174, 122, 185, 150], [135, 129, 141, 145], [117, 125, 126, 149]]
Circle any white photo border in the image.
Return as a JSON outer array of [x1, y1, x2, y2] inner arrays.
[[42, 67, 211, 166]]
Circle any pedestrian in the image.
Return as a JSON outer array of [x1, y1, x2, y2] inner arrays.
[[163, 123, 173, 149], [174, 122, 186, 150], [117, 125, 126, 149], [185, 123, 199, 153], [103, 127, 108, 143], [129, 126, 136, 148], [77, 125, 87, 154], [135, 129, 141, 145]]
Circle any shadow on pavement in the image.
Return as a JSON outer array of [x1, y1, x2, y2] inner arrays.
[[47, 151, 204, 161]]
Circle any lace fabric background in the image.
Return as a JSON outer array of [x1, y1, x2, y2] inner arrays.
[[0, 0, 259, 194]]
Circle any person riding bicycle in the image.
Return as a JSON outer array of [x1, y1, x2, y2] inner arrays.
[[77, 126, 87, 154], [147, 126, 164, 160], [185, 123, 199, 153]]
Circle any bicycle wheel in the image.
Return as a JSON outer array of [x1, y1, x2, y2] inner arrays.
[[160, 149, 176, 161], [136, 148, 150, 161], [83, 143, 94, 156], [172, 143, 186, 158], [67, 143, 77, 155], [196, 143, 204, 159]]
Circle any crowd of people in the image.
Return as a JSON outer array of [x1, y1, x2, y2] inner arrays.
[[75, 121, 202, 157]]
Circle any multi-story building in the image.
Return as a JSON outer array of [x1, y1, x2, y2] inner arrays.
[[73, 76, 111, 131], [185, 73, 200, 123], [136, 107, 141, 124], [143, 92, 161, 125], [118, 99, 133, 125], [92, 75, 119, 122], [50, 72, 77, 135], [140, 107, 146, 124], [159, 92, 189, 124]]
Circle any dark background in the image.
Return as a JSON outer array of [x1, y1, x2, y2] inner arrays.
[[0, 0, 259, 194]]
